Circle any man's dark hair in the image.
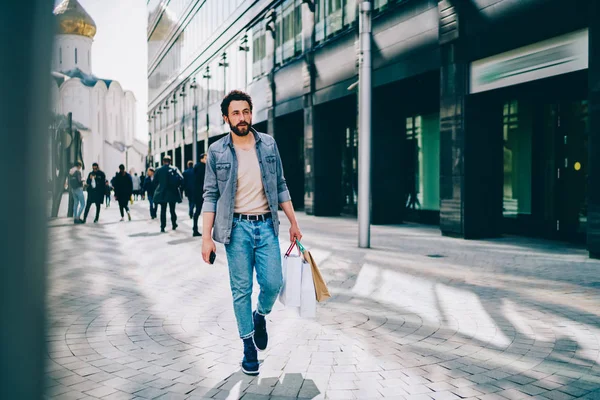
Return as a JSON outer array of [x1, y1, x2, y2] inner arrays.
[[163, 156, 172, 163], [75, 161, 82, 167], [92, 162, 98, 167], [199, 153, 206, 159], [187, 160, 194, 168], [220, 90, 253, 117], [119, 164, 125, 171]]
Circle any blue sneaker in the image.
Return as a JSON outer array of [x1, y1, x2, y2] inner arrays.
[[241, 337, 259, 375], [253, 311, 268, 351]]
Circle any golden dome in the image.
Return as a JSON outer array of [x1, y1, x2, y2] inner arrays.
[[54, 0, 97, 39]]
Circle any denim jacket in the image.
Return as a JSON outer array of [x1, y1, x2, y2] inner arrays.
[[201, 129, 291, 244]]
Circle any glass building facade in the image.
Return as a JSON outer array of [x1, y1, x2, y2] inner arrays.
[[148, 0, 600, 256]]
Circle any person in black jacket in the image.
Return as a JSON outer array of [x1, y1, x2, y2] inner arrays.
[[182, 160, 196, 219], [153, 156, 183, 232], [105, 180, 112, 207], [111, 164, 133, 221], [192, 153, 207, 237], [82, 163, 106, 224], [143, 167, 157, 219]]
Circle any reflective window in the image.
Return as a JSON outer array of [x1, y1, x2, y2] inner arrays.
[[148, 0, 243, 102], [252, 22, 266, 78], [405, 113, 440, 211], [503, 100, 532, 217]]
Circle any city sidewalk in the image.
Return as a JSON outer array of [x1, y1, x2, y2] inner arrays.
[[45, 198, 600, 399]]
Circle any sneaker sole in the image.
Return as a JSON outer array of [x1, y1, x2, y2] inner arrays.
[[241, 366, 260, 376]]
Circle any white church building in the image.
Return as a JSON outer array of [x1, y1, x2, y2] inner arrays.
[[51, 0, 147, 178]]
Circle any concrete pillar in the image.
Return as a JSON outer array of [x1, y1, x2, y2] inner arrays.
[[302, 1, 316, 214], [266, 10, 277, 137], [0, 1, 54, 398], [438, 0, 502, 239]]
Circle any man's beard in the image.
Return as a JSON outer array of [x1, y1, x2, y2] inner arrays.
[[230, 121, 251, 137]]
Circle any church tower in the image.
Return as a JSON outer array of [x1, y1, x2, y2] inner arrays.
[[53, 0, 96, 74]]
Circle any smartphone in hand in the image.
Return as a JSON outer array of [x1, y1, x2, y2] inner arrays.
[[209, 251, 216, 265]]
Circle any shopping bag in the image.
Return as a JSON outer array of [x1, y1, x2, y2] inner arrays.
[[278, 242, 303, 307], [300, 259, 316, 318], [297, 240, 331, 302]]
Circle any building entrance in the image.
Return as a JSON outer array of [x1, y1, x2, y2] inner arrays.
[[543, 99, 588, 241], [498, 72, 588, 242]]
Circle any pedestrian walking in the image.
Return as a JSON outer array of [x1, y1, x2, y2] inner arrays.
[[105, 180, 112, 207], [192, 153, 207, 237], [139, 172, 146, 200], [201, 90, 302, 376], [132, 173, 141, 201], [82, 162, 106, 223], [144, 167, 157, 219], [69, 161, 85, 224], [111, 164, 133, 221], [183, 160, 196, 219], [153, 155, 183, 232]]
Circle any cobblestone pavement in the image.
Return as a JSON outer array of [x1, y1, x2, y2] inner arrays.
[[45, 198, 600, 399]]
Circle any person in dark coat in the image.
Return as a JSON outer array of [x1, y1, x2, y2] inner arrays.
[[143, 167, 157, 219], [139, 172, 146, 200], [105, 180, 112, 207], [111, 164, 133, 221], [182, 160, 196, 219], [153, 155, 183, 232], [82, 163, 106, 223], [192, 153, 207, 237]]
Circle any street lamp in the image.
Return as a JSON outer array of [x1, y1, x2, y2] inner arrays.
[[188, 78, 200, 163], [203, 66, 211, 152]]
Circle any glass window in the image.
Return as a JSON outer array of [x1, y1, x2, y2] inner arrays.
[[274, 5, 283, 65], [295, 0, 303, 54], [327, 0, 343, 35], [344, 0, 357, 26], [282, 1, 295, 61], [252, 23, 266, 78], [405, 113, 440, 211], [315, 0, 325, 42], [503, 100, 532, 217]]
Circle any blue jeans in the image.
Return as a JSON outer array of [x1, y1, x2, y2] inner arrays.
[[225, 217, 283, 339], [148, 196, 157, 218], [72, 188, 85, 220]]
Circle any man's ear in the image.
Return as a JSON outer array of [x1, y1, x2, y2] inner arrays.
[[223, 115, 229, 125]]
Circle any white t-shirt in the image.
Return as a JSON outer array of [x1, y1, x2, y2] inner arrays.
[[233, 145, 269, 215]]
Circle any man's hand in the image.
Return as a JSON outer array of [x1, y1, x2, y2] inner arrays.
[[289, 223, 302, 242], [202, 237, 217, 264]]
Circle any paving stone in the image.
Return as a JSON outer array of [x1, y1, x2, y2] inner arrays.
[[44, 206, 600, 400], [541, 390, 576, 400], [84, 385, 119, 398]]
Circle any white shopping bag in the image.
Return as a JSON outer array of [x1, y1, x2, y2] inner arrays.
[[300, 260, 316, 318], [278, 243, 303, 307]]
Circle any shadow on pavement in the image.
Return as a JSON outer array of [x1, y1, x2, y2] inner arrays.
[[129, 231, 163, 237], [199, 371, 321, 399], [167, 237, 199, 245]]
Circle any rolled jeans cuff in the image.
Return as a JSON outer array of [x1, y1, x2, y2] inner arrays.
[[240, 330, 254, 340]]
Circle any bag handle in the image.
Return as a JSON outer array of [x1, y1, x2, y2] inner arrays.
[[285, 241, 301, 257], [295, 239, 306, 253]]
